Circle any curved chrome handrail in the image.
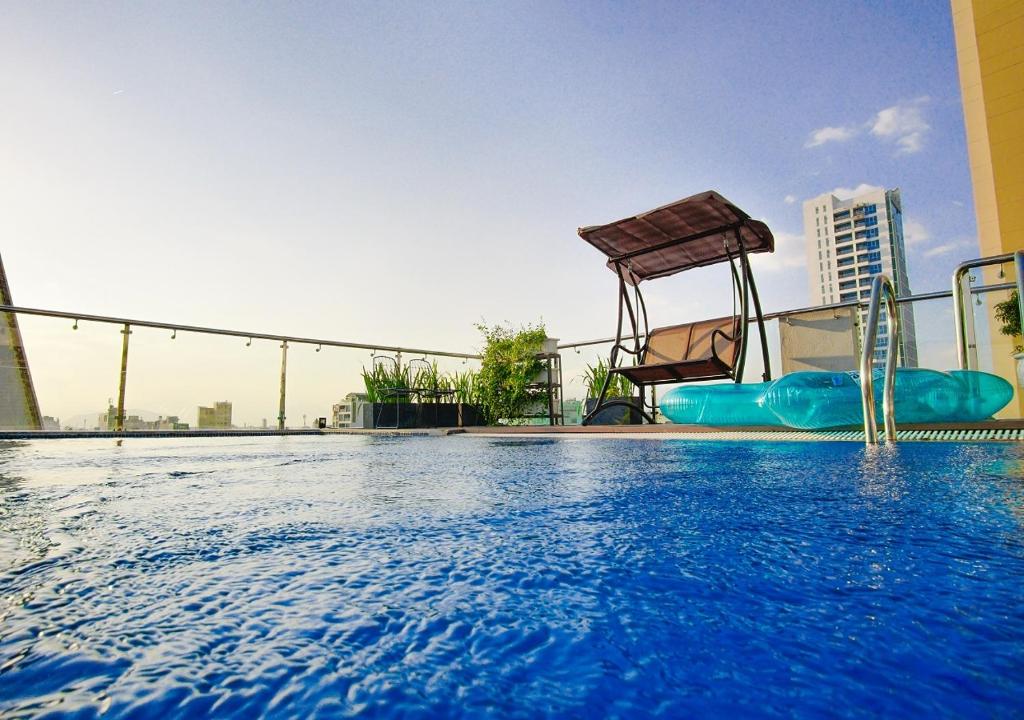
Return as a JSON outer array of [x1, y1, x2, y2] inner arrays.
[[952, 252, 1014, 369], [860, 275, 900, 444]]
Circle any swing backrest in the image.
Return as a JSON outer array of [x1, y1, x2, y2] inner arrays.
[[642, 316, 741, 369]]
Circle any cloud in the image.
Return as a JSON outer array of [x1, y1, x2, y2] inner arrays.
[[805, 125, 858, 148], [805, 97, 931, 154], [903, 218, 930, 246], [869, 97, 930, 154], [751, 230, 806, 272], [784, 195, 796, 204], [829, 183, 883, 201], [923, 242, 959, 258], [913, 235, 976, 259]]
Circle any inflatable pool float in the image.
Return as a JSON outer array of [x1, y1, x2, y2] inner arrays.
[[659, 369, 1013, 429]]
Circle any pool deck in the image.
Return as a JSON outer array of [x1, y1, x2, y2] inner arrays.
[[3, 419, 1024, 442]]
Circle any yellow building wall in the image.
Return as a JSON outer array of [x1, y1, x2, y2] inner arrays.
[[952, 0, 1024, 416]]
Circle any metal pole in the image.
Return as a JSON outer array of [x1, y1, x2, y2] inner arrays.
[[116, 323, 131, 432], [547, 356, 555, 426], [860, 275, 899, 444], [952, 253, 1015, 369], [277, 340, 288, 430], [733, 237, 751, 382], [0, 304, 481, 360], [952, 264, 971, 370], [1015, 251, 1024, 335], [745, 260, 771, 381]]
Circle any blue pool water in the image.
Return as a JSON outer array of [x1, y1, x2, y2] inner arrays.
[[1, 436, 1023, 718]]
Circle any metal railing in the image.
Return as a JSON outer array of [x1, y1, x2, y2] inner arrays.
[[7, 252, 1024, 434], [0, 303, 480, 432], [860, 275, 900, 444], [558, 282, 1013, 351], [952, 252, 1016, 369]]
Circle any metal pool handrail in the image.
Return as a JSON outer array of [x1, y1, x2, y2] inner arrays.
[[860, 274, 900, 445], [952, 252, 1015, 369]]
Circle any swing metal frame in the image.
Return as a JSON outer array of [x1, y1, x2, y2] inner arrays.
[[579, 191, 775, 425]]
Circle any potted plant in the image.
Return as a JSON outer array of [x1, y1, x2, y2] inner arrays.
[[360, 360, 418, 428], [581, 357, 643, 424], [474, 321, 549, 425], [451, 370, 485, 427], [409, 360, 457, 427], [994, 290, 1024, 387]]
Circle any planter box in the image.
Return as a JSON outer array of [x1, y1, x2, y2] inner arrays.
[[456, 403, 486, 427], [361, 403, 420, 429], [584, 397, 644, 425], [360, 403, 486, 429]]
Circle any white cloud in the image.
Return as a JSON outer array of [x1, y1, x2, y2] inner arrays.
[[805, 125, 858, 148], [784, 194, 796, 204], [923, 242, 959, 258], [911, 235, 976, 260], [804, 97, 931, 155], [869, 97, 930, 154], [903, 218, 930, 246], [751, 230, 806, 272], [829, 183, 883, 201]]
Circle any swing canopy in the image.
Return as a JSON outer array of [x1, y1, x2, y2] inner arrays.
[[578, 190, 774, 285]]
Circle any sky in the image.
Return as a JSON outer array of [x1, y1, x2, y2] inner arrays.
[[0, 1, 981, 426]]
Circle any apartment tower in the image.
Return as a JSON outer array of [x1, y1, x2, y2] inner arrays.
[[802, 187, 918, 366]]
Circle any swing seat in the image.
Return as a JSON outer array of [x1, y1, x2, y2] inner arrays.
[[611, 316, 741, 385]]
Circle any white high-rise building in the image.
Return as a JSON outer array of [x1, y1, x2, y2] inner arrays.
[[802, 187, 918, 367]]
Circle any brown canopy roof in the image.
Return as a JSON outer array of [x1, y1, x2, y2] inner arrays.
[[578, 190, 775, 284]]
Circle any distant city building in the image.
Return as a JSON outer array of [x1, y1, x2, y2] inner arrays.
[[802, 187, 918, 367], [156, 416, 189, 431], [97, 405, 188, 431], [332, 393, 368, 428], [41, 416, 60, 431], [562, 399, 583, 425], [100, 404, 118, 431], [197, 401, 232, 429]]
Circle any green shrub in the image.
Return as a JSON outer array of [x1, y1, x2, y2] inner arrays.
[[361, 359, 411, 403], [451, 370, 480, 406], [410, 360, 451, 402], [475, 321, 547, 425], [994, 291, 1023, 354], [580, 357, 633, 398]]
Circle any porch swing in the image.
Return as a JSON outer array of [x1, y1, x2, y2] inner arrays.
[[579, 190, 775, 425]]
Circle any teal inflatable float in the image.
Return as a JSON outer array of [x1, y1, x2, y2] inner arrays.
[[659, 369, 1013, 429]]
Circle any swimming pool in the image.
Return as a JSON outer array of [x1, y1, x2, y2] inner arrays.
[[1, 436, 1022, 718]]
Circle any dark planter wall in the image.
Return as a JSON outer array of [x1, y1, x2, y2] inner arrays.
[[584, 397, 644, 425], [457, 404, 485, 427], [361, 403, 486, 429], [362, 403, 420, 429]]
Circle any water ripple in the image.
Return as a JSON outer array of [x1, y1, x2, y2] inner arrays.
[[0, 436, 1022, 718]]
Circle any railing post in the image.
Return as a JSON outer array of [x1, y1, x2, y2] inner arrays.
[[860, 275, 899, 445], [278, 340, 288, 430], [952, 264, 973, 370], [1015, 251, 1024, 330], [952, 253, 1015, 370], [116, 323, 131, 432]]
